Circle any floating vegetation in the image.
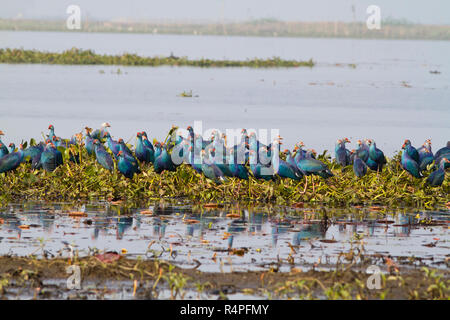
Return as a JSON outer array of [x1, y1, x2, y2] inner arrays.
[[0, 48, 315, 68], [178, 90, 197, 98], [0, 146, 447, 208]]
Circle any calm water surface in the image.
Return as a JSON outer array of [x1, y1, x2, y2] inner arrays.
[[0, 31, 449, 154], [0, 203, 448, 273]]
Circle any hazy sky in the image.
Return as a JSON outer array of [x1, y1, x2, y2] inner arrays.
[[1, 0, 449, 24]]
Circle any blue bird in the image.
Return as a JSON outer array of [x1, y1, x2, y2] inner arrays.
[[401, 145, 421, 178], [0, 144, 24, 173], [91, 122, 111, 140], [434, 141, 450, 160], [93, 139, 114, 171], [118, 138, 134, 158], [228, 149, 249, 180], [356, 139, 369, 163], [40, 142, 63, 172], [135, 132, 153, 163], [154, 145, 176, 174], [210, 147, 234, 178], [352, 151, 368, 178], [335, 138, 351, 167], [249, 149, 274, 181], [402, 140, 420, 163], [141, 132, 155, 152], [367, 139, 387, 172], [187, 145, 202, 174], [417, 139, 434, 171], [104, 132, 121, 158], [426, 158, 449, 187], [200, 149, 227, 184], [271, 142, 302, 181], [117, 150, 140, 179], [23, 143, 44, 168], [294, 152, 333, 193], [154, 142, 163, 159], [84, 127, 95, 156], [0, 130, 9, 158]]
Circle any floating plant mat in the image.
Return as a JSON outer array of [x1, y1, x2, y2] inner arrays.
[[0, 149, 448, 208], [0, 48, 315, 68], [0, 202, 448, 275]]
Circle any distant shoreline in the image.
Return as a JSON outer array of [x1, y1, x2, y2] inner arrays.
[[1, 19, 449, 41]]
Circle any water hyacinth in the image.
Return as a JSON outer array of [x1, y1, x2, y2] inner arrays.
[[0, 142, 447, 209], [0, 48, 315, 68]]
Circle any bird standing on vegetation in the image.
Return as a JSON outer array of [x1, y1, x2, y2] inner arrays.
[[104, 132, 120, 158], [0, 130, 9, 158], [84, 127, 95, 156], [0, 144, 24, 173], [426, 158, 449, 187], [117, 150, 140, 179], [249, 149, 274, 181], [401, 143, 421, 178], [92, 122, 111, 140], [335, 138, 351, 167], [40, 142, 63, 172], [23, 143, 44, 168], [402, 140, 420, 163], [417, 139, 434, 171], [352, 151, 368, 178], [200, 149, 227, 184], [356, 140, 369, 163], [154, 145, 176, 174], [93, 139, 114, 171], [228, 149, 249, 180], [367, 139, 387, 173], [271, 142, 302, 181], [135, 132, 153, 163], [434, 142, 450, 170], [434, 141, 450, 160]]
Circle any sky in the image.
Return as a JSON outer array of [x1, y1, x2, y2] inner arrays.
[[1, 0, 449, 25]]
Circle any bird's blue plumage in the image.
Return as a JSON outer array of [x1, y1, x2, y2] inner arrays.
[[353, 157, 367, 178], [0, 146, 24, 173], [401, 149, 421, 178], [93, 140, 114, 171]]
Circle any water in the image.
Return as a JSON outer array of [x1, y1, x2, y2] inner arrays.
[[0, 202, 448, 274], [0, 31, 449, 155]]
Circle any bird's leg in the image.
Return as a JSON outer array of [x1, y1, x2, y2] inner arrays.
[[302, 176, 308, 194], [312, 175, 315, 194]]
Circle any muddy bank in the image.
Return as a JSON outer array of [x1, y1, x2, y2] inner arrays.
[[0, 256, 448, 300]]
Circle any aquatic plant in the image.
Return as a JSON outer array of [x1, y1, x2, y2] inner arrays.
[[0, 48, 315, 68], [0, 143, 447, 208]]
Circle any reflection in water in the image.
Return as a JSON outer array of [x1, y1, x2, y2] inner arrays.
[[0, 203, 448, 273]]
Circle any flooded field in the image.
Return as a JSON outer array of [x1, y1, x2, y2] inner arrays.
[[1, 201, 449, 272], [0, 201, 448, 299]]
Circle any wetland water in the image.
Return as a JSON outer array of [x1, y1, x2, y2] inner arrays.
[[0, 31, 449, 300], [0, 31, 449, 155], [1, 202, 448, 273]]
